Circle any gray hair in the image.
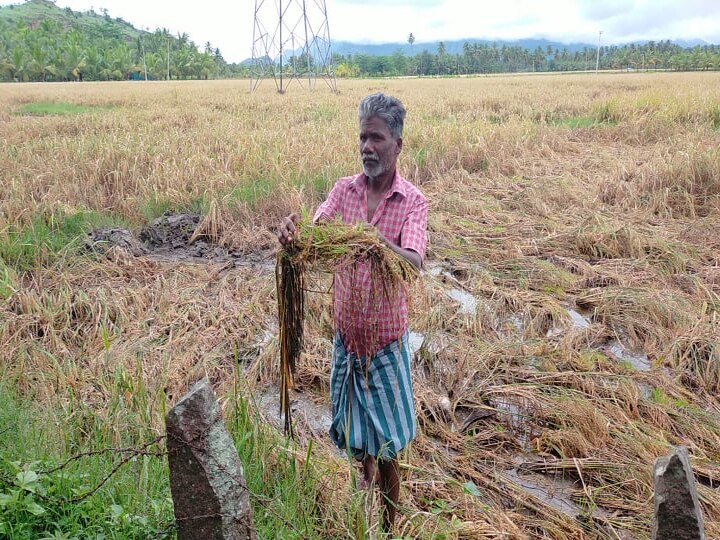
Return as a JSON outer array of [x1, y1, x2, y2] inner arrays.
[[358, 93, 406, 139]]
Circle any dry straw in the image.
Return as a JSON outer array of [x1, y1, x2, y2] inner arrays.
[[275, 220, 418, 436]]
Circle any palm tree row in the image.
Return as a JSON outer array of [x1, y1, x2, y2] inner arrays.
[[334, 40, 720, 77], [0, 18, 230, 82]]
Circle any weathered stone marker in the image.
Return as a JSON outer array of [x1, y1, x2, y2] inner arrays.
[[653, 446, 705, 540], [166, 377, 256, 540]]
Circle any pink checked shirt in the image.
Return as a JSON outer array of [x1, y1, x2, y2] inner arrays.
[[314, 171, 428, 356]]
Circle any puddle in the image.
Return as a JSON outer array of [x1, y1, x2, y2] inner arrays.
[[503, 468, 579, 516], [606, 340, 651, 371], [408, 331, 425, 356], [491, 397, 534, 450], [448, 288, 478, 315], [546, 307, 591, 338], [256, 387, 333, 436], [567, 308, 591, 329], [407, 331, 452, 357], [508, 314, 524, 333], [425, 262, 479, 316], [88, 212, 273, 269]]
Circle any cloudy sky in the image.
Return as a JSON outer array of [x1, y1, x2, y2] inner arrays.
[[7, 0, 720, 62]]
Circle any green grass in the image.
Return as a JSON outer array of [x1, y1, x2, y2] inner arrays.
[[229, 392, 332, 538], [551, 116, 598, 129], [0, 364, 348, 539], [710, 103, 720, 131], [16, 102, 105, 116], [228, 178, 275, 206], [0, 260, 16, 300], [593, 100, 622, 125], [0, 209, 126, 271], [0, 383, 172, 539]]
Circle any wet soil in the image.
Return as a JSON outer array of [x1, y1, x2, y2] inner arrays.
[[87, 212, 273, 269]]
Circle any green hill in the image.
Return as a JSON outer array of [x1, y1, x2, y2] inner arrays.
[[0, 0, 142, 43]]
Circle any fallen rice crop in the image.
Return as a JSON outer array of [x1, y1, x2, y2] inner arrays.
[[1, 72, 720, 538]]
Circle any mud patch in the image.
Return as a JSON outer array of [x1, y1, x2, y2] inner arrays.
[[88, 212, 273, 269], [139, 213, 200, 249], [87, 228, 148, 257], [255, 387, 335, 442]]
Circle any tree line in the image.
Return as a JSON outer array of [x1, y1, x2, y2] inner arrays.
[[0, 16, 247, 82], [2, 13, 719, 82], [333, 40, 720, 77]]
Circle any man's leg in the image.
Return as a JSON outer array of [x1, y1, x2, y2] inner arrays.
[[360, 454, 377, 489], [378, 457, 400, 532]]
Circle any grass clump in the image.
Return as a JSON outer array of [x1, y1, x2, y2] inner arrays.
[[0, 209, 125, 271], [552, 116, 597, 129], [228, 178, 275, 207], [709, 103, 720, 131], [593, 100, 621, 124], [16, 102, 103, 116], [229, 390, 343, 538], [668, 332, 720, 393], [0, 383, 172, 539]]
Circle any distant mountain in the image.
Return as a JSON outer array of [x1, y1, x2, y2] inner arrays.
[[327, 37, 715, 58], [331, 38, 594, 57], [671, 39, 709, 48]]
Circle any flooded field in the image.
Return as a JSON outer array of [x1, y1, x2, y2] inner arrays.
[[1, 74, 719, 538]]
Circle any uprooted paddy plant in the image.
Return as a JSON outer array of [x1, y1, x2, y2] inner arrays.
[[276, 221, 418, 435], [1, 73, 719, 538]]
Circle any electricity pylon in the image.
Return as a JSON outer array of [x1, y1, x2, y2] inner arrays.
[[251, 0, 337, 93]]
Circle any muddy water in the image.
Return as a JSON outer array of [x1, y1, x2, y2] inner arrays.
[[503, 468, 580, 516], [256, 388, 333, 437], [606, 340, 651, 371], [546, 306, 592, 337], [425, 263, 480, 315], [567, 308, 591, 329], [447, 288, 478, 315]]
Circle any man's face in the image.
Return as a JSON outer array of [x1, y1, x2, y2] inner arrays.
[[359, 116, 402, 180]]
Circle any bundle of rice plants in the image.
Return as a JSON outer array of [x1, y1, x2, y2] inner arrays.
[[276, 219, 419, 436]]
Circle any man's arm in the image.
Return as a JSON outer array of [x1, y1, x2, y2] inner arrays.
[[378, 232, 422, 269], [394, 195, 428, 270]]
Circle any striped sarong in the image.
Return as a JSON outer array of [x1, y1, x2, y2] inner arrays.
[[329, 330, 416, 460]]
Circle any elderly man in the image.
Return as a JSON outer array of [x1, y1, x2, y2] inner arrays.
[[278, 92, 428, 531]]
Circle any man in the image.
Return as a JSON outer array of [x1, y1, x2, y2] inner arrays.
[[277, 92, 428, 531]]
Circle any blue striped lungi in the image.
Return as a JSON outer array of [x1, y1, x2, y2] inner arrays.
[[329, 331, 416, 460]]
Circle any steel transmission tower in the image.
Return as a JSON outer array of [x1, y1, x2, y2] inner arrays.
[[251, 0, 337, 93]]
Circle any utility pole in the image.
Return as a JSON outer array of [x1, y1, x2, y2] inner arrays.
[[595, 30, 603, 74], [140, 35, 148, 80], [251, 0, 336, 93], [167, 37, 171, 80]]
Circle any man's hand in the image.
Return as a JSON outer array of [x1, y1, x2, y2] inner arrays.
[[277, 213, 300, 246]]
